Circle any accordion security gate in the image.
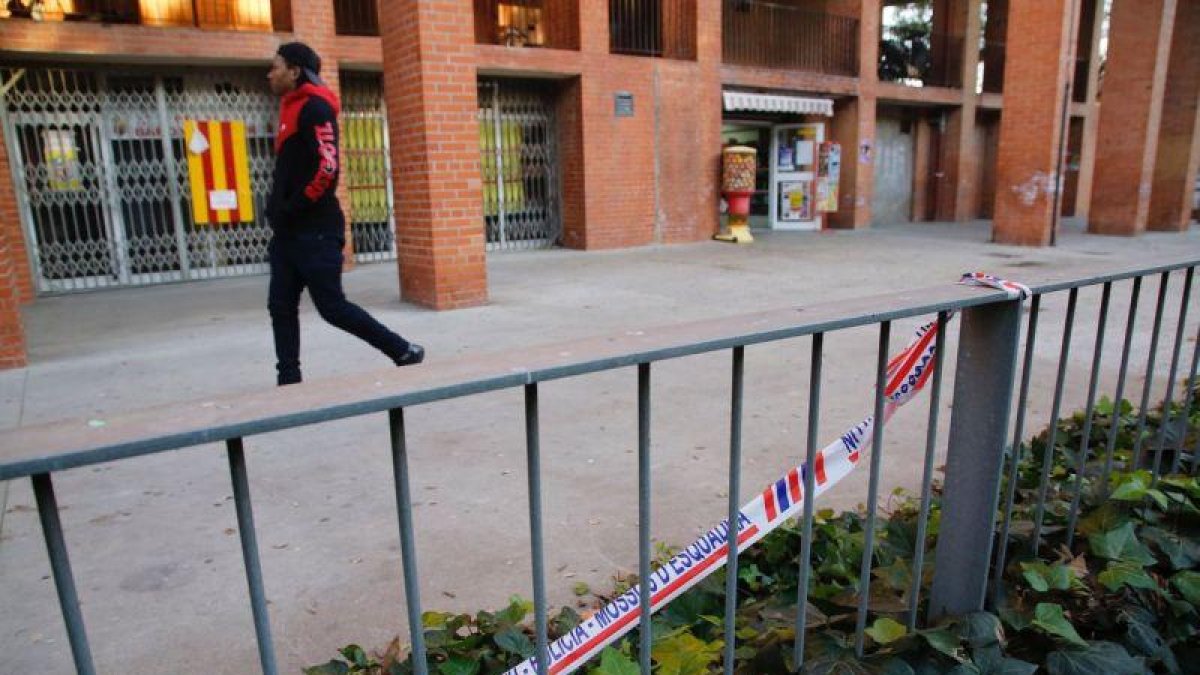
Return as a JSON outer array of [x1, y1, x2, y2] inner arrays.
[[478, 79, 562, 251], [0, 66, 403, 294]]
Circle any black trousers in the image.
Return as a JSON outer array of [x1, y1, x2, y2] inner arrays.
[[268, 232, 410, 385]]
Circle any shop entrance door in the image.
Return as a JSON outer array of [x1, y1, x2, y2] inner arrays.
[[769, 123, 824, 230]]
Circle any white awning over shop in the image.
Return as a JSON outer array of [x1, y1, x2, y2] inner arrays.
[[722, 92, 834, 116]]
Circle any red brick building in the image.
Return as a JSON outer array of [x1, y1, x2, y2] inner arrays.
[[0, 0, 1197, 367]]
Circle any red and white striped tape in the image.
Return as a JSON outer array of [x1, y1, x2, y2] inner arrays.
[[503, 274, 1023, 675]]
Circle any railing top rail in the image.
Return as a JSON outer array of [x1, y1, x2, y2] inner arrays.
[[0, 253, 1195, 481]]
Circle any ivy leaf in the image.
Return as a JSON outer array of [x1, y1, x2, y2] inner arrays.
[[496, 596, 534, 626], [1097, 562, 1159, 593], [590, 647, 639, 675], [1021, 562, 1074, 593], [1078, 503, 1129, 537], [1122, 617, 1179, 673], [494, 626, 534, 657], [974, 645, 1037, 675], [1110, 475, 1149, 501], [422, 612, 455, 629], [437, 656, 480, 675], [303, 662, 350, 675], [1145, 489, 1170, 511], [864, 617, 908, 645], [339, 645, 372, 668], [1045, 641, 1145, 675], [1141, 526, 1200, 571], [1032, 603, 1087, 647], [1088, 522, 1156, 565], [920, 626, 965, 661], [651, 632, 722, 675], [1171, 570, 1200, 606], [960, 612, 1004, 649]]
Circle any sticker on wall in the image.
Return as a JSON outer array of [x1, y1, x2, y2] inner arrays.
[[859, 139, 873, 165]]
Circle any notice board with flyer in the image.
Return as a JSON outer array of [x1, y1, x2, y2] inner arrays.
[[184, 120, 254, 225]]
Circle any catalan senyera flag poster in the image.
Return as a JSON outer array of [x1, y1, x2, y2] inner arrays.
[[184, 120, 254, 225]]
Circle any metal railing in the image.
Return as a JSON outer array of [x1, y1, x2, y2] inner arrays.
[[610, 0, 695, 59], [721, 0, 858, 77], [1, 255, 1197, 674], [0, 0, 291, 31], [334, 0, 378, 36]]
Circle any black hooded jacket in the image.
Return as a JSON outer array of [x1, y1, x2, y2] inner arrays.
[[266, 82, 344, 237]]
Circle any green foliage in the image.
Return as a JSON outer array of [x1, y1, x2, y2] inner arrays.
[[308, 391, 1200, 674]]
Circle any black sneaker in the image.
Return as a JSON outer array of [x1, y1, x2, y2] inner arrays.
[[395, 343, 425, 367]]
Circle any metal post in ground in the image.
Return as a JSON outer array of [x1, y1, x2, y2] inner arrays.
[[928, 300, 1022, 619]]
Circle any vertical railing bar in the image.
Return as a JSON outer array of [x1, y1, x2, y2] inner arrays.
[[855, 321, 890, 658], [637, 363, 653, 675], [1031, 288, 1078, 553], [1132, 272, 1171, 471], [990, 295, 1041, 605], [226, 438, 278, 675], [794, 332, 824, 668], [1102, 277, 1143, 490], [1171, 321, 1200, 475], [908, 312, 948, 630], [524, 384, 550, 675], [723, 346, 746, 674], [389, 408, 428, 675], [1152, 267, 1194, 480], [1065, 282, 1111, 549], [31, 473, 97, 675]]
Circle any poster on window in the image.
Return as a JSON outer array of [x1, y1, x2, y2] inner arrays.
[[42, 129, 82, 192], [819, 142, 842, 181], [817, 177, 839, 212], [184, 119, 255, 225], [779, 180, 814, 222]]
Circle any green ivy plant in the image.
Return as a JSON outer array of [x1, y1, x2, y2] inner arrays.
[[308, 387, 1200, 675]]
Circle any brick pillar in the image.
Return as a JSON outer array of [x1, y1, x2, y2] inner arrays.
[[0, 111, 34, 304], [1074, 0, 1105, 219], [936, 0, 982, 221], [992, 0, 1077, 245], [1148, 0, 1200, 232], [829, 0, 878, 229], [1087, 0, 1178, 235], [380, 0, 488, 308], [0, 126, 27, 368], [828, 96, 875, 228]]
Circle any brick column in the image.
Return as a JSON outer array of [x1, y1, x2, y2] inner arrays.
[[1073, 0, 1105, 219], [829, 0, 878, 229], [0, 126, 28, 368], [0, 102, 34, 304], [1148, 0, 1200, 232], [1087, 0, 1178, 235], [936, 0, 982, 221], [379, 0, 488, 308], [992, 0, 1077, 245]]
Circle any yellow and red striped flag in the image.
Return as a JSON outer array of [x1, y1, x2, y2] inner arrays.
[[184, 119, 254, 225]]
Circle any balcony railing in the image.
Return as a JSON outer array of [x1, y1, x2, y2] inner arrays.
[[722, 0, 858, 77], [879, 32, 963, 88], [610, 0, 695, 59], [334, 0, 377, 36], [0, 0, 291, 31], [473, 0, 579, 50]]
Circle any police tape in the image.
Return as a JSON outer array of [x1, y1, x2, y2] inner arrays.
[[502, 274, 1023, 675]]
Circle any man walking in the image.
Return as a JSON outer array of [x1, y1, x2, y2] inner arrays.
[[265, 42, 422, 386]]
